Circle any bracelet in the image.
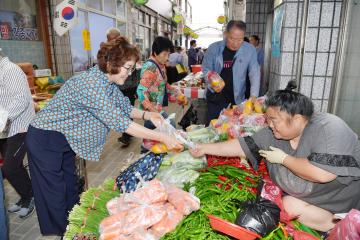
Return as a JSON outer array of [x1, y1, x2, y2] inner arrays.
[[142, 111, 146, 120]]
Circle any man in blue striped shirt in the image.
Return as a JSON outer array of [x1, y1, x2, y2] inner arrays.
[[0, 50, 35, 219]]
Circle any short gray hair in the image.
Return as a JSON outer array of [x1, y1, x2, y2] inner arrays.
[[106, 27, 121, 36], [106, 28, 121, 42]]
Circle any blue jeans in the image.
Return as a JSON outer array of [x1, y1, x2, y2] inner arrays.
[[0, 170, 8, 240]]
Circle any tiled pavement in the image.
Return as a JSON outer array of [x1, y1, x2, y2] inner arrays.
[[4, 103, 185, 240]]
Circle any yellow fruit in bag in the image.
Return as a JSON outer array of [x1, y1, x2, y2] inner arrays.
[[221, 123, 230, 131], [254, 102, 263, 113], [243, 100, 253, 114], [151, 143, 168, 154]]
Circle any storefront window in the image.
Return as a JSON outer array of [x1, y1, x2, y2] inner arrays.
[[139, 11, 145, 24], [117, 21, 126, 36], [0, 0, 39, 40], [144, 27, 150, 58], [132, 8, 138, 22], [69, 10, 89, 72], [116, 0, 126, 18], [87, 0, 101, 10], [104, 0, 116, 15], [88, 12, 114, 63], [147, 14, 151, 26]]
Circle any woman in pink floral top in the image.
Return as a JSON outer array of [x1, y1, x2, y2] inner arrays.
[[137, 36, 177, 113]]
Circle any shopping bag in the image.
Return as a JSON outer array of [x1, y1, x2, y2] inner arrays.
[[176, 64, 186, 74], [116, 152, 165, 192], [328, 209, 360, 240]]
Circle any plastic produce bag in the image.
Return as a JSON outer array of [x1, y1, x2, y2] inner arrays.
[[165, 185, 200, 215], [186, 127, 218, 143], [162, 151, 207, 169], [116, 153, 165, 192], [107, 178, 167, 215], [113, 228, 158, 240], [100, 203, 166, 238], [328, 209, 360, 240], [150, 203, 184, 238], [207, 71, 225, 93], [157, 166, 199, 188]]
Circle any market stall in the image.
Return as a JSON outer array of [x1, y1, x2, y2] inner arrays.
[[64, 98, 326, 240]]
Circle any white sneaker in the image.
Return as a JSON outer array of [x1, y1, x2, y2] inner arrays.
[[8, 199, 24, 213], [17, 198, 35, 219]]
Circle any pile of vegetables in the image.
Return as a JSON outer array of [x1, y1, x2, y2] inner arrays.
[[64, 179, 120, 240], [161, 164, 322, 240], [157, 151, 207, 188], [65, 160, 322, 240]]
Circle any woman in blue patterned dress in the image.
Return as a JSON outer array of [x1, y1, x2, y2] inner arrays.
[[25, 37, 183, 236]]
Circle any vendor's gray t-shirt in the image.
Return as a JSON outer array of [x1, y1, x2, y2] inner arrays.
[[239, 112, 360, 213]]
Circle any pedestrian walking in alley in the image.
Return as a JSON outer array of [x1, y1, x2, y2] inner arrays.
[[188, 40, 198, 70], [202, 20, 260, 124], [250, 35, 266, 95], [0, 49, 35, 220], [26, 37, 182, 236]]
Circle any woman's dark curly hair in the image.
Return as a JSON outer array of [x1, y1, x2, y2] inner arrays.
[[97, 36, 140, 74]]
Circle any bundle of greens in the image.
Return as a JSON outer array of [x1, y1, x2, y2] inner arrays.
[[64, 178, 120, 240]]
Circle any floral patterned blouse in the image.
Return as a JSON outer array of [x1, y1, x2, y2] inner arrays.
[[136, 58, 174, 112]]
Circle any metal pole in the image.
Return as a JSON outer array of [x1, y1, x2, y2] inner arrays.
[[295, 0, 310, 91], [328, 0, 350, 113], [47, 0, 59, 76]]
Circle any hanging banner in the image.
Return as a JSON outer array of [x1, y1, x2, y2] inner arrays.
[[54, 0, 78, 36], [271, 5, 284, 58], [82, 29, 91, 51]]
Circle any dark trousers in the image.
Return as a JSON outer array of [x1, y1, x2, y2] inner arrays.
[[26, 126, 79, 235], [120, 87, 137, 141], [206, 92, 232, 125], [0, 133, 33, 200]]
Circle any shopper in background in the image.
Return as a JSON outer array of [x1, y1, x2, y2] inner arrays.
[[0, 50, 35, 219], [104, 27, 138, 147], [202, 20, 260, 124], [190, 90, 360, 233], [26, 37, 183, 236], [137, 37, 184, 153], [181, 47, 189, 72], [0, 170, 6, 240], [250, 35, 266, 95], [188, 40, 198, 70], [197, 47, 205, 64], [106, 27, 121, 42], [168, 46, 183, 67], [167, 46, 186, 84]]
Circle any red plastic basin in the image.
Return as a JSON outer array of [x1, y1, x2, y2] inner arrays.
[[208, 215, 261, 240], [191, 65, 202, 73]]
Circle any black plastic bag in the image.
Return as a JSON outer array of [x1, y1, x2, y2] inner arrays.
[[178, 105, 198, 130], [235, 181, 280, 237]]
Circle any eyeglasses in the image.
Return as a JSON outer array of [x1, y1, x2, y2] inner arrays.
[[122, 65, 136, 75]]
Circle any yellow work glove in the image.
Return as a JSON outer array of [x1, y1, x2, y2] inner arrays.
[[259, 146, 288, 164]]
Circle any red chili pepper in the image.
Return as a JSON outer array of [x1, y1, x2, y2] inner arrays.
[[246, 187, 257, 195], [215, 183, 222, 189], [218, 175, 228, 182], [245, 176, 257, 185]]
